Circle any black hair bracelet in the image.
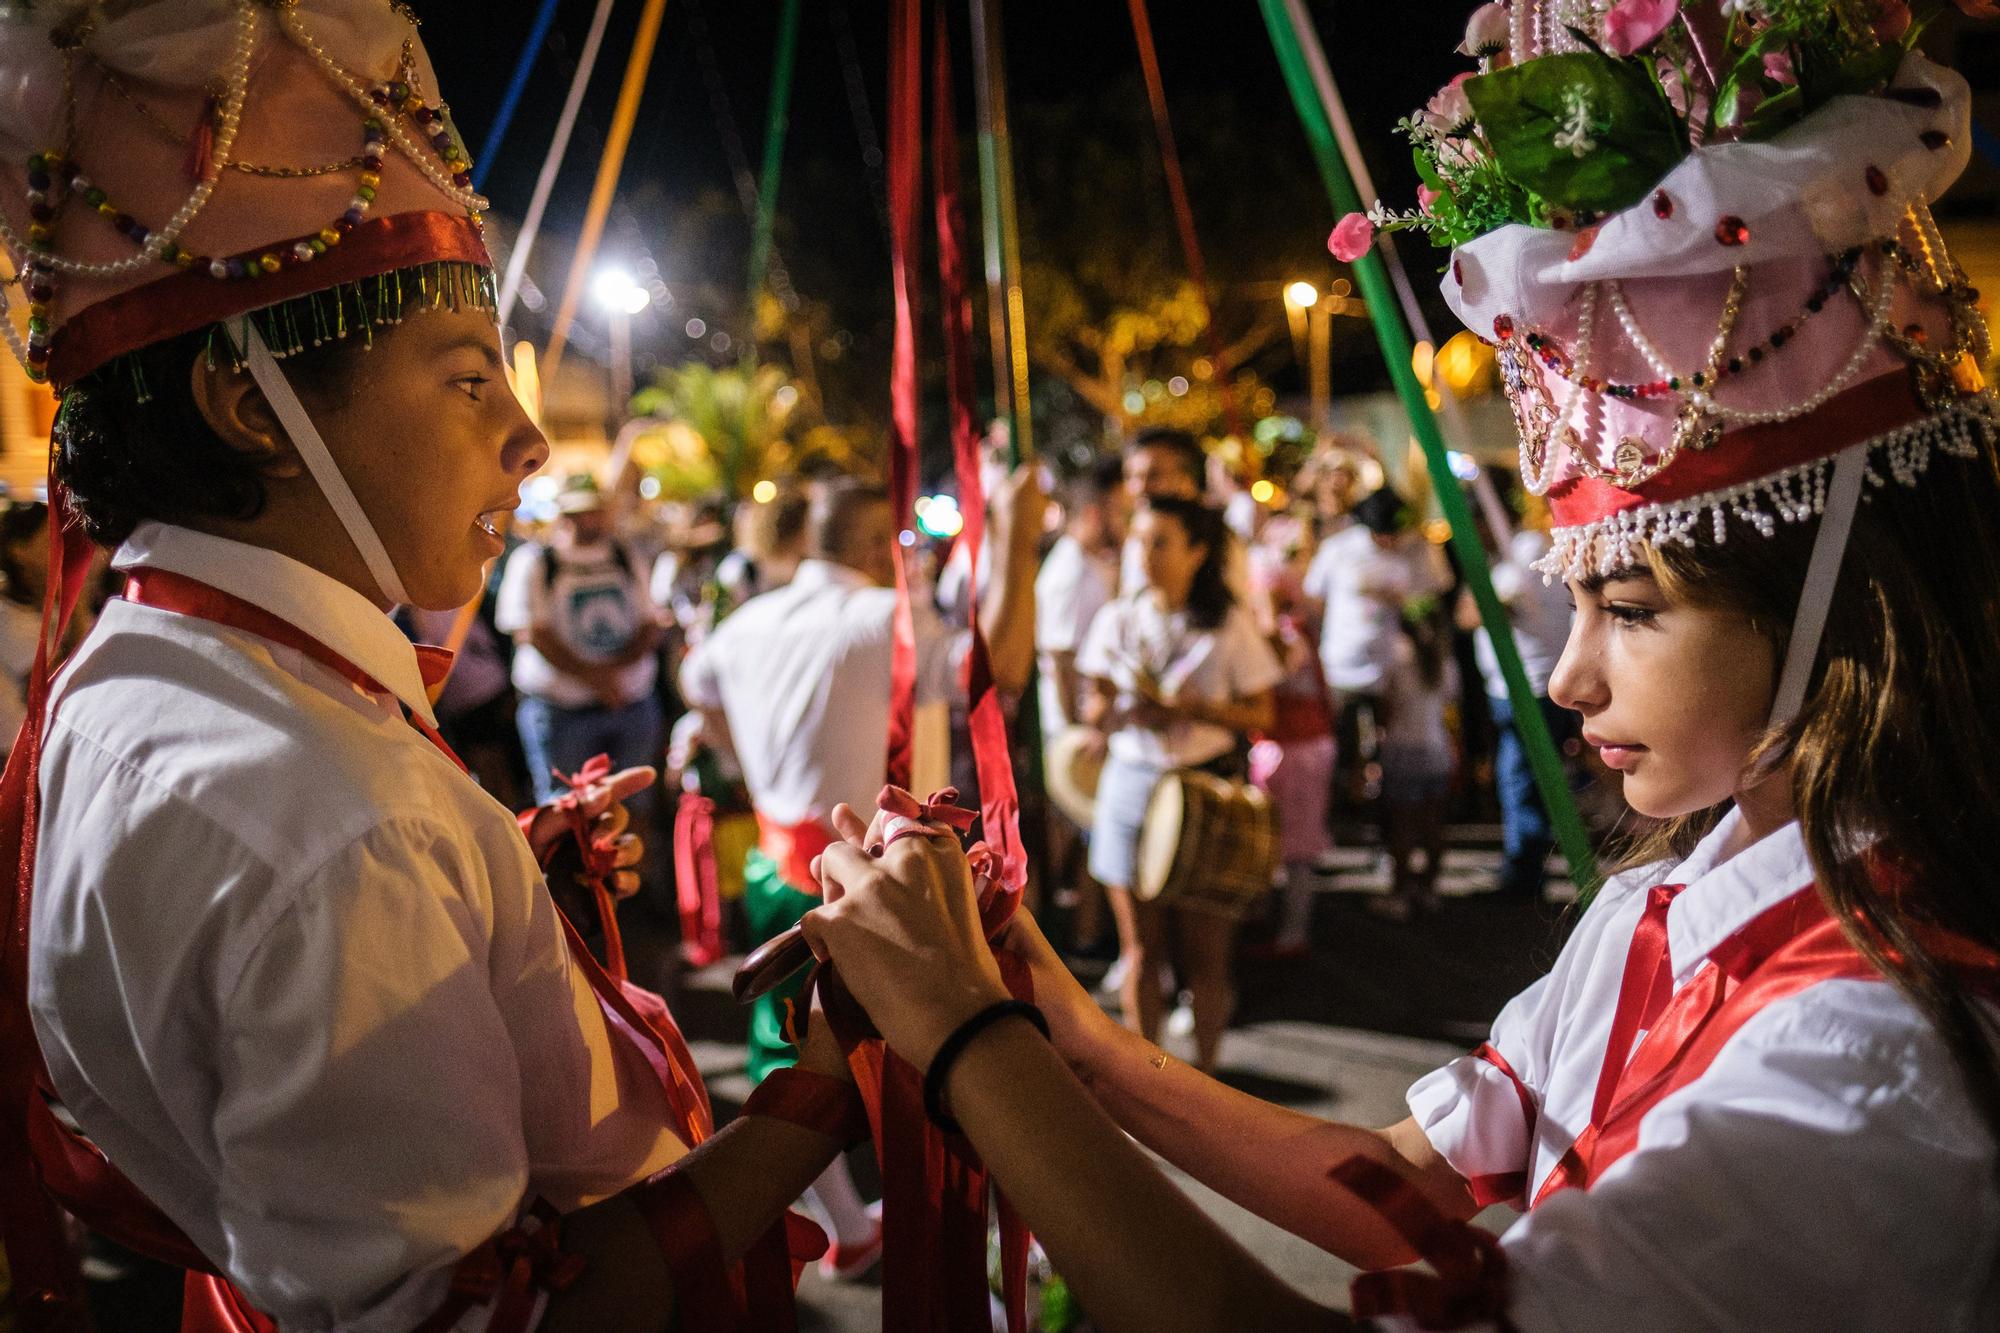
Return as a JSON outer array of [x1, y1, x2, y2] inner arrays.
[[922, 999, 1050, 1134]]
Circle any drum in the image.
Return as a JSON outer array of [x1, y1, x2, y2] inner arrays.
[[1045, 725, 1107, 829], [1133, 768, 1277, 917]]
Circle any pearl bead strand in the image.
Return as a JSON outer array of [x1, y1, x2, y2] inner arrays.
[[274, 7, 487, 215], [1, 1, 258, 280]]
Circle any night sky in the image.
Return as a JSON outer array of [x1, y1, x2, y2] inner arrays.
[[417, 1, 1467, 409]]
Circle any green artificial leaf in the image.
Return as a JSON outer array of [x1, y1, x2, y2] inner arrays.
[[1466, 52, 1687, 215]]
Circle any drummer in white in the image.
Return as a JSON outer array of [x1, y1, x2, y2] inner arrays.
[[1076, 496, 1281, 1072]]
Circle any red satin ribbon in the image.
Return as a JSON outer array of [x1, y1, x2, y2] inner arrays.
[[1534, 883, 2000, 1208], [674, 793, 725, 966], [884, 0, 923, 793], [1590, 883, 1686, 1126]]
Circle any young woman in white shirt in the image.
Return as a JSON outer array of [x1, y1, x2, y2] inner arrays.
[[802, 425, 2000, 1328], [1075, 496, 1282, 1073]]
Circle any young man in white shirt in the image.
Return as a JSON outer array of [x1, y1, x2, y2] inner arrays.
[[497, 476, 664, 807], [1301, 486, 1449, 804], [5, 10, 864, 1327]]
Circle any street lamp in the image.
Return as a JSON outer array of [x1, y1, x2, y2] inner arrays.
[[1283, 280, 1334, 431], [592, 267, 651, 432]]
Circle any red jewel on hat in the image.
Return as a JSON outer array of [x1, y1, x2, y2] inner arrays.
[[1866, 166, 1889, 196], [1920, 130, 1951, 150], [1652, 190, 1674, 220], [1453, 259, 1464, 285], [1493, 313, 1515, 340], [1567, 226, 1598, 262], [1714, 215, 1750, 246]]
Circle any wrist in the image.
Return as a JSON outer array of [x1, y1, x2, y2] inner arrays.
[[911, 980, 1016, 1074]]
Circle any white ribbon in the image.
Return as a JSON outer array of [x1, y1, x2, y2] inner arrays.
[[241, 323, 412, 607], [1769, 442, 1868, 729]]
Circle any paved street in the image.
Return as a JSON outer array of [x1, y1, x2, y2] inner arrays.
[[663, 829, 1575, 1331]]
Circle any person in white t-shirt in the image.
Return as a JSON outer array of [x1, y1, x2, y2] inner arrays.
[[1077, 497, 1282, 1072], [1462, 515, 1580, 901], [1301, 486, 1449, 805], [1036, 454, 1128, 949], [497, 476, 664, 804]]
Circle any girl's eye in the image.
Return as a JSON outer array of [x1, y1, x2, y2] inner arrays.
[[455, 375, 491, 401], [1605, 602, 1657, 627]]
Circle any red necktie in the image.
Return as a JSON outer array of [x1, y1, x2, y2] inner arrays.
[[1593, 883, 1688, 1125]]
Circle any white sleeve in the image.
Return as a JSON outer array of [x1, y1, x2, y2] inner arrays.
[[209, 819, 538, 1332], [1403, 974, 1556, 1210], [492, 544, 543, 636], [1496, 983, 1999, 1332], [678, 624, 724, 710], [1074, 601, 1121, 681], [1225, 609, 1286, 697], [1035, 551, 1084, 654], [1300, 541, 1335, 602], [911, 594, 971, 706]]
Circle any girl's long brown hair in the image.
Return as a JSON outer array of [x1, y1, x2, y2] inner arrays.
[[1614, 431, 2000, 1140]]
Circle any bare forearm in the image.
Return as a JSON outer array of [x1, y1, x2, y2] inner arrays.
[[1076, 1021, 1471, 1267], [526, 628, 606, 682], [947, 1019, 1345, 1333], [1184, 692, 1274, 735], [980, 519, 1042, 697], [676, 1112, 849, 1262]]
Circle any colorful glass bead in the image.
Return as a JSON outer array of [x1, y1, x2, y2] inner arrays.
[[1714, 216, 1749, 246], [1493, 314, 1515, 341], [1866, 166, 1888, 196], [1652, 190, 1673, 220]]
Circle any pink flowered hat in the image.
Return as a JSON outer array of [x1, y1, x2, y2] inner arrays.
[[0, 0, 493, 391], [1353, 0, 1995, 581]]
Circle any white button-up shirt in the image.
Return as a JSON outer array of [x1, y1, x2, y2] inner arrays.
[[1399, 810, 2000, 1330], [679, 558, 964, 828], [28, 524, 684, 1332]]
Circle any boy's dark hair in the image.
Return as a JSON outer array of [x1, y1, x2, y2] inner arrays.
[[1353, 485, 1412, 537], [1127, 426, 1207, 493], [1059, 452, 1125, 513], [52, 262, 493, 548]]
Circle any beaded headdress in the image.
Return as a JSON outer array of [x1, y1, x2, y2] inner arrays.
[[0, 0, 494, 393], [1354, 0, 1995, 583]]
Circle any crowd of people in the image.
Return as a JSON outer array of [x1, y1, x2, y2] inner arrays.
[[325, 420, 1593, 1103]]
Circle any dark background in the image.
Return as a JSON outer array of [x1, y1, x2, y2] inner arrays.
[[416, 0, 1468, 426]]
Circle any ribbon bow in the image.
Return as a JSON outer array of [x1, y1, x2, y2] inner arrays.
[[868, 785, 1022, 937], [437, 1209, 589, 1333], [542, 753, 629, 980]]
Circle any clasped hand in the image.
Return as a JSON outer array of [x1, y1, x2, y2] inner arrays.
[[800, 801, 1115, 1077]]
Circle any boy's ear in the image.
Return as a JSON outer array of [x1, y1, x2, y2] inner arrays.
[[187, 355, 306, 481]]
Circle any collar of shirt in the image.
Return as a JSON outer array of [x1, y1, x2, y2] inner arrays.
[[787, 558, 876, 596], [1664, 808, 1814, 983], [113, 522, 439, 728]]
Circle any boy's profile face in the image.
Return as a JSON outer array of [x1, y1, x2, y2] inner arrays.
[[302, 306, 548, 609]]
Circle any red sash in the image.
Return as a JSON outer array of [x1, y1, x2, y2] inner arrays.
[[1343, 878, 2000, 1327], [0, 555, 765, 1329], [1533, 885, 2000, 1204], [754, 812, 837, 895]]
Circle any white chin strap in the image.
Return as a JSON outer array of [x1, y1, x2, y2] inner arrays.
[[1768, 443, 1869, 729], [241, 323, 413, 608]]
